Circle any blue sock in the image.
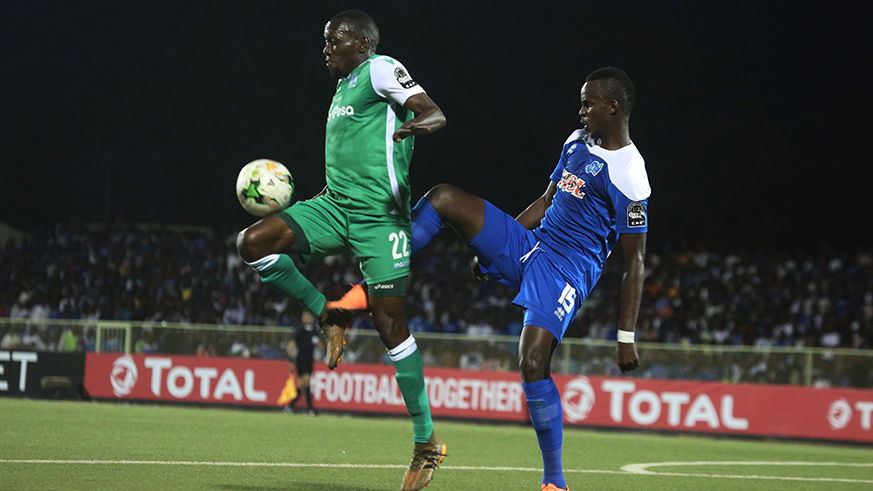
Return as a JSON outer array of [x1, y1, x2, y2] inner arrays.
[[523, 378, 565, 489], [410, 197, 443, 255]]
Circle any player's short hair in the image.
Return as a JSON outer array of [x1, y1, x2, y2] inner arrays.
[[586, 67, 635, 116], [331, 10, 380, 52]]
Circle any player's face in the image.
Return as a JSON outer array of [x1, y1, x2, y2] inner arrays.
[[579, 81, 611, 139], [323, 20, 363, 79]]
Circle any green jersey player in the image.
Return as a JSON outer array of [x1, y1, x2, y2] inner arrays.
[[236, 10, 447, 491]]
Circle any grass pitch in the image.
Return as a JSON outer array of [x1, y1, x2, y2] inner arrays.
[[1, 398, 871, 490]]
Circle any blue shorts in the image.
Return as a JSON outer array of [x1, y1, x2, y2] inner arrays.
[[465, 201, 586, 342]]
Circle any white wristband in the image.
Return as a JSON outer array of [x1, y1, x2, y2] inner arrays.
[[617, 330, 635, 343]]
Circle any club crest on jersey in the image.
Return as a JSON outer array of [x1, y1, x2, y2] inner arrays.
[[348, 73, 357, 89], [627, 201, 646, 227], [556, 169, 586, 199], [394, 67, 418, 89], [566, 143, 578, 157], [585, 160, 604, 176]]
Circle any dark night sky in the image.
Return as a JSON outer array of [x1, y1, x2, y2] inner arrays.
[[1, 1, 870, 250]]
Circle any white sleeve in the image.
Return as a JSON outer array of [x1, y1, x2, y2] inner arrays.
[[609, 161, 651, 202], [369, 56, 425, 106]]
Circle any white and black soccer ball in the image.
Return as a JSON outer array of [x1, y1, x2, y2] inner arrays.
[[236, 159, 295, 217]]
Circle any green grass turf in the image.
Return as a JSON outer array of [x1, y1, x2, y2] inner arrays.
[[0, 398, 871, 490]]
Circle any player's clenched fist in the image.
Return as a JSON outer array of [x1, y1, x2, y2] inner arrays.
[[617, 343, 640, 373]]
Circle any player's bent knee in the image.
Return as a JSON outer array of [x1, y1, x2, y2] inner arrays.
[[518, 352, 550, 383], [425, 183, 460, 209], [425, 184, 483, 235], [236, 218, 294, 262], [236, 229, 253, 261], [236, 228, 262, 262]]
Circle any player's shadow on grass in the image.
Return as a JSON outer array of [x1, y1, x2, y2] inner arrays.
[[218, 484, 381, 491]]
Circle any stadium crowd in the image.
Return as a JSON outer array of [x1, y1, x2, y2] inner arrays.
[[1, 222, 872, 363]]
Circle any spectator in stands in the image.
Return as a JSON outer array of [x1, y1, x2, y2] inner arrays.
[[1, 324, 25, 349], [1, 222, 871, 354], [56, 325, 82, 352], [196, 333, 217, 357], [21, 326, 46, 351], [134, 331, 160, 354]]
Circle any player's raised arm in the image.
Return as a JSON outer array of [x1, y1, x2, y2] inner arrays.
[[393, 93, 446, 142], [515, 181, 557, 230], [616, 231, 645, 372]]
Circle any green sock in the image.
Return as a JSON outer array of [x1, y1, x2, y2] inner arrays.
[[247, 254, 326, 316], [391, 338, 433, 443]]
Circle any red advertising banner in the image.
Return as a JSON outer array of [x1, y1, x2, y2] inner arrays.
[[85, 354, 873, 443], [310, 364, 525, 421], [85, 353, 290, 406], [312, 364, 873, 443], [551, 375, 873, 443]]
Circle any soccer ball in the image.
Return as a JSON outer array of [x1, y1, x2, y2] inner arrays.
[[236, 159, 295, 217]]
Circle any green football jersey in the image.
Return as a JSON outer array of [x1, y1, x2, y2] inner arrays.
[[324, 54, 425, 218]]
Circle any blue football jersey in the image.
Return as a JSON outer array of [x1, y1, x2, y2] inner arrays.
[[533, 129, 650, 292]]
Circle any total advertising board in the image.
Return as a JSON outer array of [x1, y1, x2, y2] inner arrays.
[[84, 353, 289, 405], [83, 354, 873, 443]]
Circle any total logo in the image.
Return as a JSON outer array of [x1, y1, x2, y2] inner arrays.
[[561, 377, 749, 430], [108, 356, 267, 402], [111, 355, 138, 397], [562, 376, 596, 422], [827, 398, 873, 430]]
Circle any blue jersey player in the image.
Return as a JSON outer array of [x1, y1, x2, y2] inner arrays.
[[413, 67, 647, 491], [330, 66, 648, 490]]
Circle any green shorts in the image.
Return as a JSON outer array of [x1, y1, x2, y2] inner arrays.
[[278, 193, 410, 296]]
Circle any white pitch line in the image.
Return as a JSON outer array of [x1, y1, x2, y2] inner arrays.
[[2, 459, 872, 484], [1, 460, 404, 468], [622, 461, 873, 484], [623, 461, 873, 474], [623, 471, 873, 485], [0, 460, 622, 474]]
